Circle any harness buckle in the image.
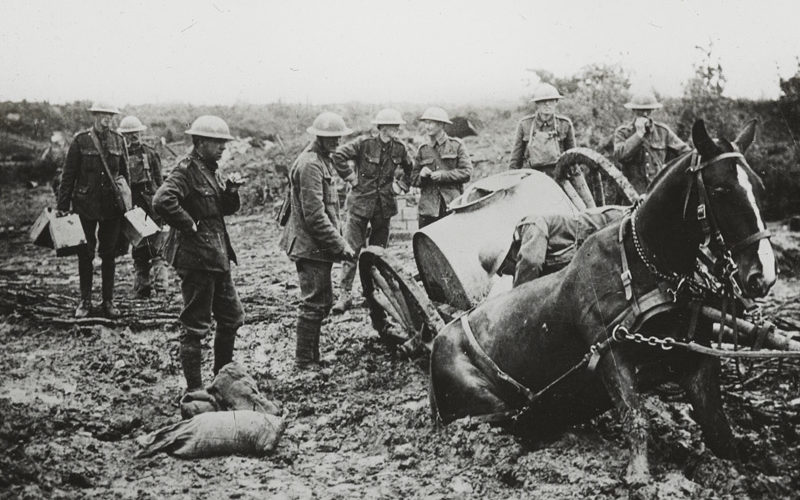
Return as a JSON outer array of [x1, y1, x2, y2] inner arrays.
[[697, 203, 707, 221], [620, 270, 633, 301]]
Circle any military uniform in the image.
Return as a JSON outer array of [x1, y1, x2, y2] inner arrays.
[[411, 133, 472, 228], [331, 135, 413, 293], [153, 149, 244, 390], [508, 113, 575, 174], [504, 206, 626, 286], [127, 141, 168, 296], [56, 127, 129, 309], [280, 140, 350, 365], [613, 120, 691, 192]]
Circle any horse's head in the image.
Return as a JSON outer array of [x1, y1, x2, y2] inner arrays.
[[691, 119, 776, 297]]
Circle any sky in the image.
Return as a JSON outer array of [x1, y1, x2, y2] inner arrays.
[[1, 0, 799, 107]]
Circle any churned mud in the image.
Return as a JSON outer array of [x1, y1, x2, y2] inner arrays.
[[2, 215, 800, 499]]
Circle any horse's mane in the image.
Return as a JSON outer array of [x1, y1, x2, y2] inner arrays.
[[644, 150, 694, 193]]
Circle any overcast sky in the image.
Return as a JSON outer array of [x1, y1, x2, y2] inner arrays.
[[1, 0, 798, 106]]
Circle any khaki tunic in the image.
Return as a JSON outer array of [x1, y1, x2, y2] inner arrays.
[[613, 120, 691, 192], [279, 141, 348, 263], [508, 114, 575, 170], [410, 134, 473, 217]]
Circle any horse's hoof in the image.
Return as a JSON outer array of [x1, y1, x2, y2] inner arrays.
[[625, 468, 651, 489]]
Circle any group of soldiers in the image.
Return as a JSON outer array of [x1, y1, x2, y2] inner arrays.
[[54, 83, 690, 391]]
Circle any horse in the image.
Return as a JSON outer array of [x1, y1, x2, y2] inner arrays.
[[429, 118, 776, 487]]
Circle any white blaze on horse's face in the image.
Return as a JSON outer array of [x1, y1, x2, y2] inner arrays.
[[736, 164, 776, 290]]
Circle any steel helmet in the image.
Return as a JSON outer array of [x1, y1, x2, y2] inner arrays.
[[624, 92, 663, 110], [306, 112, 353, 137], [88, 102, 120, 114], [118, 115, 147, 133], [185, 115, 235, 140], [371, 108, 406, 126], [419, 107, 452, 124], [531, 83, 563, 103]]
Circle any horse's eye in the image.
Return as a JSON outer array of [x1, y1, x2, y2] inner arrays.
[[710, 187, 731, 197]]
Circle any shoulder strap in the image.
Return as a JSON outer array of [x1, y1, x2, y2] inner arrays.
[[88, 130, 122, 198]]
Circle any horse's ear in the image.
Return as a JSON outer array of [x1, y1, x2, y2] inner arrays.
[[733, 118, 758, 153], [692, 119, 720, 160]]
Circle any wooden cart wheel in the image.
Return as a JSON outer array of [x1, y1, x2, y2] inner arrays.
[[359, 246, 446, 354], [553, 147, 639, 208]]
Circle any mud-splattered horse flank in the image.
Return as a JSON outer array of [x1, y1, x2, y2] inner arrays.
[[429, 119, 776, 486]]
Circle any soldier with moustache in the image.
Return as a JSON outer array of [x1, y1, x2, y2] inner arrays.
[[280, 112, 357, 369], [153, 115, 245, 392]]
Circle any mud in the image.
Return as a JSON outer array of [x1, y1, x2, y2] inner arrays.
[[2, 211, 800, 499]]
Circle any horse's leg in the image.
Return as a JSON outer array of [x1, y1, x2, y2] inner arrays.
[[676, 354, 738, 459], [598, 347, 650, 486]]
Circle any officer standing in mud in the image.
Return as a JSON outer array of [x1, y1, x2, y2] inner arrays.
[[613, 91, 691, 192], [329, 108, 413, 313], [56, 102, 129, 319], [508, 83, 575, 176], [411, 107, 473, 228], [480, 205, 628, 287], [118, 116, 168, 298], [280, 112, 356, 369], [153, 115, 245, 392]]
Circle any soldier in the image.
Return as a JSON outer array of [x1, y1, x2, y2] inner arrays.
[[480, 205, 627, 287], [330, 108, 413, 313], [56, 102, 129, 319], [613, 92, 691, 192], [508, 83, 575, 176], [280, 112, 356, 369], [118, 115, 168, 298], [410, 107, 473, 228], [153, 115, 245, 392]]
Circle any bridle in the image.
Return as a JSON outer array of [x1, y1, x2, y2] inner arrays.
[[632, 149, 771, 297]]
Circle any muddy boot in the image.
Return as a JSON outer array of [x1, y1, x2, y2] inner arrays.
[[295, 317, 320, 369], [75, 255, 94, 318], [151, 257, 169, 294], [180, 336, 204, 391], [100, 258, 119, 319], [132, 258, 152, 298], [213, 326, 237, 375], [331, 292, 351, 314]]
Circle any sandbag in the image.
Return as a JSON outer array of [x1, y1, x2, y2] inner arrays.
[[136, 410, 285, 459], [180, 390, 220, 420], [208, 362, 282, 415]]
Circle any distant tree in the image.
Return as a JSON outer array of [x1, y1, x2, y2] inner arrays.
[[677, 41, 736, 138]]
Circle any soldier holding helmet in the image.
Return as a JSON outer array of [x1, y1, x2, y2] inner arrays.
[[153, 115, 245, 392], [411, 107, 473, 228], [118, 115, 168, 298], [280, 112, 356, 369], [330, 108, 413, 313], [508, 83, 575, 176], [613, 91, 691, 192], [56, 102, 129, 319]]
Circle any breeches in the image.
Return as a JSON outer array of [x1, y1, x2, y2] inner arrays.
[[176, 268, 245, 339], [340, 212, 391, 290], [78, 216, 122, 260], [296, 259, 334, 320]]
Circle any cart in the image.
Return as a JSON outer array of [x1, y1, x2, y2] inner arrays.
[[358, 148, 639, 354]]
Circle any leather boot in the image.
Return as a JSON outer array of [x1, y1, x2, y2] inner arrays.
[[100, 258, 119, 318], [213, 326, 237, 375], [295, 317, 320, 369], [331, 292, 351, 314], [151, 257, 170, 294], [180, 336, 204, 391], [75, 255, 94, 318], [132, 258, 152, 298]]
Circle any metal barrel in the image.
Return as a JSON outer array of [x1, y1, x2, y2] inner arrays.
[[412, 170, 577, 310]]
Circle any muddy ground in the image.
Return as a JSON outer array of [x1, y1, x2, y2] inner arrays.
[[2, 189, 800, 499]]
